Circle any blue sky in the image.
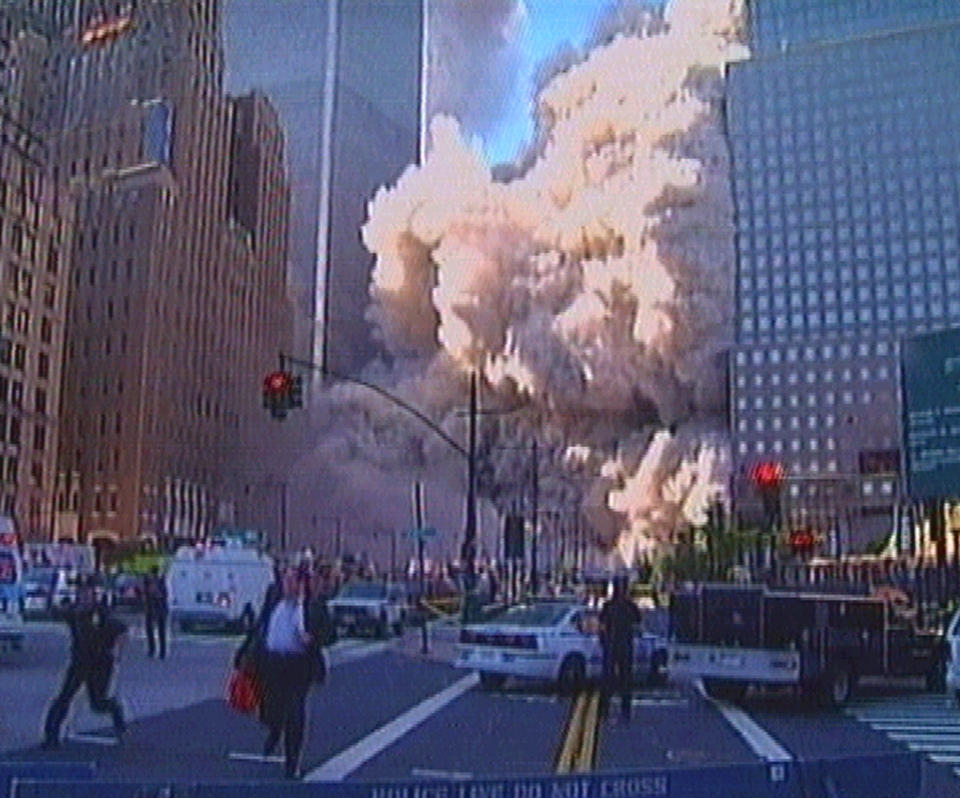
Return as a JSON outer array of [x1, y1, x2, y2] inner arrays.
[[482, 0, 607, 165]]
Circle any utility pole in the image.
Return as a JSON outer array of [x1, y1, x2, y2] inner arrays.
[[414, 481, 428, 654], [531, 439, 539, 596], [461, 371, 478, 587], [280, 481, 288, 554]]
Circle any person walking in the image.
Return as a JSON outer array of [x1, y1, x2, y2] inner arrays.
[[238, 565, 315, 779], [598, 576, 642, 723], [143, 566, 169, 659], [42, 577, 128, 748]]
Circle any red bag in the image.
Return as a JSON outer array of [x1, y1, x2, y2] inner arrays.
[[227, 668, 261, 714]]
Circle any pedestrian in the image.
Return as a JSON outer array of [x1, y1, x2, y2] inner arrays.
[[236, 565, 316, 779], [143, 566, 169, 659], [42, 576, 128, 748], [598, 575, 642, 723]]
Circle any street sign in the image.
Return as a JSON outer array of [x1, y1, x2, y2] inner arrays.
[[407, 526, 438, 541]]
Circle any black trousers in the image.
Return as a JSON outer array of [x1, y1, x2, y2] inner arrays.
[[44, 659, 124, 741], [145, 611, 167, 658], [600, 644, 634, 720], [261, 652, 312, 774]]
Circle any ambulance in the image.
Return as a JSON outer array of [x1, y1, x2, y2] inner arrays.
[[0, 517, 25, 653], [167, 540, 274, 632]]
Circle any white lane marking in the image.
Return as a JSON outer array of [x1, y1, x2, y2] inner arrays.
[[228, 752, 285, 763], [891, 732, 960, 740], [882, 725, 960, 733], [304, 673, 480, 782], [67, 732, 119, 746], [693, 679, 793, 763], [907, 743, 960, 752], [930, 754, 960, 765], [410, 768, 473, 780], [329, 640, 395, 666]]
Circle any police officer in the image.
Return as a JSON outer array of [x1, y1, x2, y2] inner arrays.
[[599, 575, 642, 723], [42, 576, 128, 748], [143, 566, 169, 658]]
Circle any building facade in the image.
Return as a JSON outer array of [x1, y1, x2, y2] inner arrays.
[[44, 0, 292, 545], [0, 5, 74, 539], [729, 2, 960, 553], [317, 0, 424, 376]]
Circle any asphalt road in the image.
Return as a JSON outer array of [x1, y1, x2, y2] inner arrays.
[[3, 618, 960, 796]]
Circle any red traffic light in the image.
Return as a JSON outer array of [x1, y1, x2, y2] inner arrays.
[[264, 371, 292, 396], [788, 528, 817, 555], [750, 461, 784, 489]]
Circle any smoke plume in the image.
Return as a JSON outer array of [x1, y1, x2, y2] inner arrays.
[[300, 0, 748, 566]]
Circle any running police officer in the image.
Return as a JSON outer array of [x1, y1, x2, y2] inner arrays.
[[42, 575, 128, 747]]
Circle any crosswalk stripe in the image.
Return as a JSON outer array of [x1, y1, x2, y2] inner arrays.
[[846, 693, 960, 779], [906, 743, 960, 752]]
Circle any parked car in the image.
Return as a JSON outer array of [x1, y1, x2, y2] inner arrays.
[[455, 599, 668, 691], [944, 607, 960, 704], [328, 581, 408, 638], [110, 572, 143, 610], [21, 567, 58, 617]]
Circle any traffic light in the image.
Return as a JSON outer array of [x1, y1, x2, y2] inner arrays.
[[788, 528, 817, 558], [262, 370, 294, 420]]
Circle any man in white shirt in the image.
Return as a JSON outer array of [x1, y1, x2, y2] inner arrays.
[[260, 565, 314, 779]]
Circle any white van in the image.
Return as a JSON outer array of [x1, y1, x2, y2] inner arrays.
[[167, 543, 274, 632]]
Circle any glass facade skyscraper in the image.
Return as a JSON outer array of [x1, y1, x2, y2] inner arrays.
[[728, 4, 960, 552], [750, 0, 960, 54]]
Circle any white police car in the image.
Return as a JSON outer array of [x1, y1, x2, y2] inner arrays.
[[455, 599, 668, 691]]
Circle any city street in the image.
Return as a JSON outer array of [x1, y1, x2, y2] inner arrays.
[[2, 615, 960, 795]]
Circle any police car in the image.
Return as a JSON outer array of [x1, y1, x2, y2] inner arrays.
[[455, 599, 668, 691]]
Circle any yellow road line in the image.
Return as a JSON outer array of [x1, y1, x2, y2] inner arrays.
[[556, 689, 600, 774], [575, 690, 600, 773], [556, 692, 587, 774]]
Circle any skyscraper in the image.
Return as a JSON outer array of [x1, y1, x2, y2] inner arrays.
[[728, 1, 960, 553], [46, 0, 292, 545], [317, 0, 425, 377], [0, 3, 74, 539]]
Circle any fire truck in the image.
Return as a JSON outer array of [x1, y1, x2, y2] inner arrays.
[[668, 583, 945, 707]]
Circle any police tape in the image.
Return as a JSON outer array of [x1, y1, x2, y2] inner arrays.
[[9, 751, 923, 798]]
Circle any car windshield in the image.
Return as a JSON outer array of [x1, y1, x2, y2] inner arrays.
[[495, 603, 574, 627], [338, 583, 387, 600]]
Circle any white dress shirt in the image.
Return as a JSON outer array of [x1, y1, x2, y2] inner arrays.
[[265, 598, 307, 654]]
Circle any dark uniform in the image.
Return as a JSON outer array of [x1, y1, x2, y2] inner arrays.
[[43, 586, 127, 748], [599, 581, 642, 722], [143, 568, 168, 658]]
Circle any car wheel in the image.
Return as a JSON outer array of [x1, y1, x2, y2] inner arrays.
[[703, 679, 747, 702], [557, 654, 587, 694], [239, 606, 255, 635], [392, 620, 404, 636], [377, 614, 389, 639], [821, 662, 853, 709], [926, 659, 946, 693], [479, 671, 507, 691], [647, 651, 668, 686]]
